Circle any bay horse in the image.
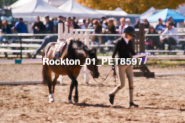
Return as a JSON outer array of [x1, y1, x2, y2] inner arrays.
[[42, 38, 99, 103]]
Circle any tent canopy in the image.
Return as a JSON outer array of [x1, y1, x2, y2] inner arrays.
[[8, 0, 48, 9], [114, 7, 123, 11], [96, 8, 127, 16], [147, 8, 185, 22], [140, 7, 156, 20], [12, 0, 67, 17], [58, 0, 104, 18]]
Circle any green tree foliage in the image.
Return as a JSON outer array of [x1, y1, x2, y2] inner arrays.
[[0, 0, 17, 9]]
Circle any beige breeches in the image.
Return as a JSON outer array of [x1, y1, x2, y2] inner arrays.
[[110, 65, 134, 102]]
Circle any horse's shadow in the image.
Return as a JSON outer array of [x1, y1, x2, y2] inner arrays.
[[180, 109, 185, 111], [142, 106, 177, 111], [58, 83, 116, 87], [74, 102, 126, 109]]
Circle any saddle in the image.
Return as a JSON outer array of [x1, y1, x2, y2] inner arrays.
[[53, 40, 68, 59]]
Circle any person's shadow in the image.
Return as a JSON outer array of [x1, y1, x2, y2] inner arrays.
[[74, 102, 126, 109], [74, 102, 184, 112]]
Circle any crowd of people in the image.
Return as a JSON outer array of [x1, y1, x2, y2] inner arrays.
[[144, 16, 178, 50], [0, 15, 182, 50]]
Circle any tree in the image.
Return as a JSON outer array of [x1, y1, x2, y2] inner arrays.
[[0, 0, 17, 9], [76, 0, 185, 14]]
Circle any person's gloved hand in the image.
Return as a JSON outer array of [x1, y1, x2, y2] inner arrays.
[[112, 65, 116, 76], [112, 65, 115, 70]]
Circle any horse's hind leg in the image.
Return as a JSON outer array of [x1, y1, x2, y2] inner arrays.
[[42, 65, 53, 103], [46, 67, 54, 103]]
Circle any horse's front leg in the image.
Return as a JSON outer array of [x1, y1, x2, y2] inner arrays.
[[50, 74, 59, 102], [68, 81, 74, 103], [73, 80, 78, 103], [67, 71, 78, 103]]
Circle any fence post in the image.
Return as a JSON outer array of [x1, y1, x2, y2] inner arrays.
[[57, 23, 63, 84], [58, 23, 63, 42], [84, 31, 90, 84], [20, 36, 22, 59], [139, 24, 145, 53]]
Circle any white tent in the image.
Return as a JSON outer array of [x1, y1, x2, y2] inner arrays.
[[48, 0, 68, 7], [12, 0, 68, 17], [8, 0, 48, 9], [95, 8, 127, 16], [140, 7, 156, 20], [58, 0, 104, 18], [114, 7, 124, 11]]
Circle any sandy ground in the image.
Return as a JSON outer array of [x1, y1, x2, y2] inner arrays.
[[0, 65, 185, 123]]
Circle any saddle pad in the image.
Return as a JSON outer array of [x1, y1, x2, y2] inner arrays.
[[53, 41, 68, 59]]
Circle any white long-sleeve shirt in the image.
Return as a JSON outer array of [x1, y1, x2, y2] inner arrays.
[[160, 27, 178, 43]]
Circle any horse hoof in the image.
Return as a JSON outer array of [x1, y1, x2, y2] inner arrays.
[[48, 94, 54, 103], [68, 100, 73, 104], [73, 96, 78, 103]]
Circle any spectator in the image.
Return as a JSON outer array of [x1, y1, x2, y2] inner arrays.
[[143, 19, 150, 28], [166, 16, 176, 27], [87, 19, 94, 29], [1, 20, 11, 34], [78, 19, 86, 29], [114, 19, 119, 29], [119, 17, 125, 34], [122, 18, 132, 32], [125, 18, 132, 27], [65, 17, 74, 29], [160, 22, 178, 50], [105, 18, 117, 45], [55, 15, 65, 33], [155, 18, 166, 33], [32, 16, 45, 34], [145, 25, 160, 49], [13, 18, 28, 33], [45, 15, 54, 33], [83, 19, 88, 28], [100, 17, 106, 25], [91, 19, 102, 44], [73, 17, 80, 29], [134, 19, 140, 29], [102, 20, 108, 29], [107, 18, 116, 34]]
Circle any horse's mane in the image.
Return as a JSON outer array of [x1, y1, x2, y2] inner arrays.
[[66, 38, 90, 60], [68, 38, 89, 53]]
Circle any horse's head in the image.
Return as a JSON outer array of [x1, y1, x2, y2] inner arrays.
[[86, 48, 99, 78], [71, 40, 99, 78]]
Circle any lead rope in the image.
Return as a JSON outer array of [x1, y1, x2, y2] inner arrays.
[[93, 69, 118, 84]]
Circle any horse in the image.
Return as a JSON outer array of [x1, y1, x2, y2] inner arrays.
[[42, 38, 100, 103]]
